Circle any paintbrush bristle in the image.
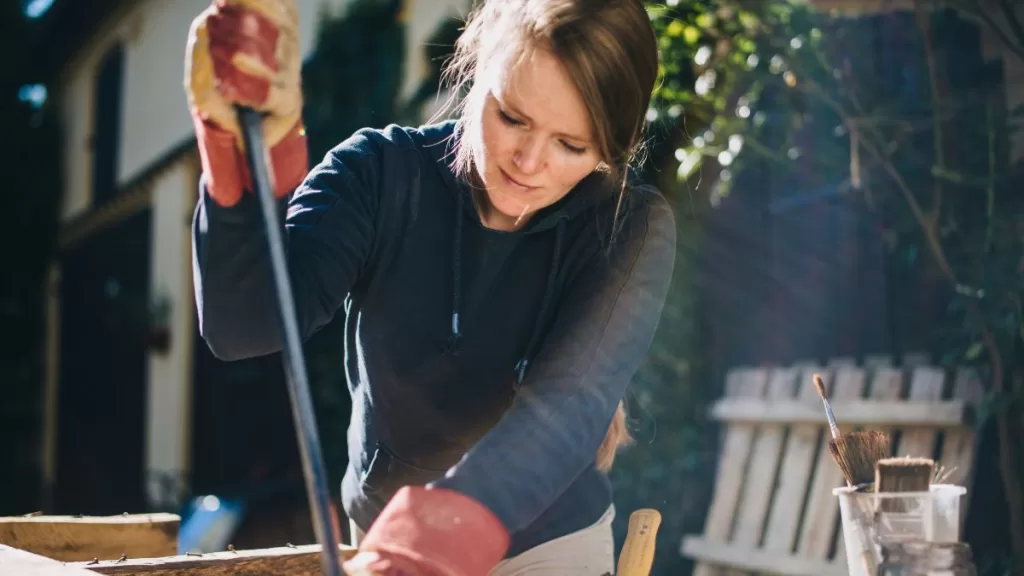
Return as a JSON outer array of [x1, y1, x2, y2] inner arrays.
[[828, 430, 892, 486], [875, 456, 934, 513], [875, 457, 934, 494], [813, 373, 828, 401]]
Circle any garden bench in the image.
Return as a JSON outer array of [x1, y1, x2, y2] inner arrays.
[[680, 357, 983, 576]]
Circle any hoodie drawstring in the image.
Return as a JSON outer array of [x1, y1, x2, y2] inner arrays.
[[445, 190, 465, 354], [446, 188, 567, 390], [514, 218, 565, 387]]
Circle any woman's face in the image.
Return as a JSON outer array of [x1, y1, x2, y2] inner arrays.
[[470, 47, 603, 231]]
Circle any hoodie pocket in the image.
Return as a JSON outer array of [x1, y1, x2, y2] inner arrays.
[[360, 443, 447, 494]]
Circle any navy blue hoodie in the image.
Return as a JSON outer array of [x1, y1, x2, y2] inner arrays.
[[191, 120, 676, 556]]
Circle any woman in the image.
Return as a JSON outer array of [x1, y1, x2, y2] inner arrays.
[[185, 0, 675, 574]]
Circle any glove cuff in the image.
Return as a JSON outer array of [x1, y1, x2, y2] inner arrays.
[[193, 113, 308, 208], [358, 486, 510, 576]]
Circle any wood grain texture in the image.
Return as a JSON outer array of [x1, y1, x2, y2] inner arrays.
[[0, 543, 104, 575], [71, 543, 358, 576], [0, 514, 179, 562]]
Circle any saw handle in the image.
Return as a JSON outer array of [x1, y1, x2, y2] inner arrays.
[[617, 508, 662, 576]]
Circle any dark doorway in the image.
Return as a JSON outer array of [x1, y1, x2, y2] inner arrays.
[[54, 208, 151, 515]]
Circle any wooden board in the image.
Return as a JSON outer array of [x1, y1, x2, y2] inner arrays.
[[710, 397, 970, 427], [70, 544, 358, 576], [681, 538, 846, 576], [0, 514, 179, 562], [0, 543, 103, 575], [762, 367, 832, 554], [691, 368, 769, 576], [725, 367, 799, 576]]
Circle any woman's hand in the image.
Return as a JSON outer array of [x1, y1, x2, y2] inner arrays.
[[184, 0, 308, 206], [341, 486, 510, 576]]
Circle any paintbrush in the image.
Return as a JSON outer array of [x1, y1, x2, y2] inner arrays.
[[875, 456, 935, 516], [814, 374, 892, 488], [814, 373, 891, 575]]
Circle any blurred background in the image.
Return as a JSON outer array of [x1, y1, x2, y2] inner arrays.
[[2, 0, 1022, 574]]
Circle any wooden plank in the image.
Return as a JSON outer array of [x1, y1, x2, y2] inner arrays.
[[894, 366, 946, 459], [795, 366, 866, 559], [710, 397, 969, 427], [71, 544, 358, 576], [938, 368, 985, 532], [0, 514, 179, 562], [681, 537, 846, 576], [692, 368, 769, 576], [726, 367, 799, 576], [0, 544, 103, 575], [762, 367, 829, 554]]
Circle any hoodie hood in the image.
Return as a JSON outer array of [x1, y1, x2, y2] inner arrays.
[[413, 120, 614, 385]]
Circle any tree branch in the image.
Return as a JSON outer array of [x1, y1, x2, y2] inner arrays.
[[914, 1, 945, 226]]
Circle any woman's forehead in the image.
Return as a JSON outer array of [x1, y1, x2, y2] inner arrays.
[[490, 48, 593, 143]]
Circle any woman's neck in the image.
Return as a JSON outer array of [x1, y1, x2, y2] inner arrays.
[[469, 169, 530, 232]]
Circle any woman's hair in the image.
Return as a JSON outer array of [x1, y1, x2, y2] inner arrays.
[[441, 0, 659, 192], [438, 0, 660, 471]]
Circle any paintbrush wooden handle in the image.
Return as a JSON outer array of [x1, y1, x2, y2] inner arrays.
[[617, 508, 661, 576]]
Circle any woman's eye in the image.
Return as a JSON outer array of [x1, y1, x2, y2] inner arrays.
[[561, 141, 586, 155], [498, 109, 523, 126]]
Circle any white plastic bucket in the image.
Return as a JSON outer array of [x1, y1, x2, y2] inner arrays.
[[833, 484, 966, 576]]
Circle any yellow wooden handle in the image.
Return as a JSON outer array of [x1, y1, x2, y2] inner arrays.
[[617, 508, 661, 576]]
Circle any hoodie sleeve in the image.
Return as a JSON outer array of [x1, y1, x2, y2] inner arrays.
[[191, 128, 383, 361], [429, 187, 677, 535]]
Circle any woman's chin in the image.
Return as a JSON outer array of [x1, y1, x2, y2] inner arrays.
[[480, 189, 535, 230]]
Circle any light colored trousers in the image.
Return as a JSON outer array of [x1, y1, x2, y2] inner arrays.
[[349, 504, 616, 575]]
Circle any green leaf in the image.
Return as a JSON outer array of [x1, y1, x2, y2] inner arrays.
[[695, 12, 716, 29], [965, 342, 984, 360], [684, 25, 701, 45], [738, 10, 758, 30], [666, 19, 685, 38]]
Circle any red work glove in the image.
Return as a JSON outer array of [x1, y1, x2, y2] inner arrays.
[[342, 486, 510, 576], [184, 0, 308, 207]]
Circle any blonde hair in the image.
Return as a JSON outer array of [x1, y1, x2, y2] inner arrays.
[[438, 0, 658, 471]]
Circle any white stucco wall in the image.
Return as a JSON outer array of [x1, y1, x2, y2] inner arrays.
[[143, 158, 198, 509]]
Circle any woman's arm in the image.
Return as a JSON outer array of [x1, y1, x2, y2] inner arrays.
[[430, 186, 677, 533], [191, 128, 383, 361]]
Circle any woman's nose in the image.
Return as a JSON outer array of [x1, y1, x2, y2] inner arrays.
[[513, 135, 545, 174]]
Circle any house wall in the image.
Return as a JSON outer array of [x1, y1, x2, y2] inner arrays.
[[143, 155, 199, 509]]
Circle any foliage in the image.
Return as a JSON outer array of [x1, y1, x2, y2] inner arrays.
[[638, 0, 1024, 572]]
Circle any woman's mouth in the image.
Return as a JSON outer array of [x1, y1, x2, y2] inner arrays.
[[500, 169, 535, 192]]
